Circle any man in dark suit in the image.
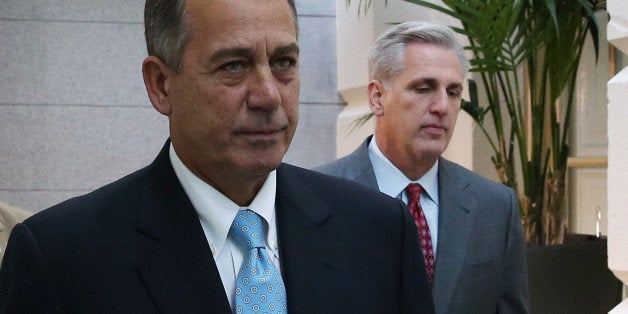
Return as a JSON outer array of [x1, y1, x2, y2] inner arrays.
[[317, 22, 529, 313], [0, 1, 434, 313]]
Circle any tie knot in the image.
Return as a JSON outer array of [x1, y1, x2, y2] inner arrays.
[[406, 183, 423, 203], [230, 209, 266, 249]]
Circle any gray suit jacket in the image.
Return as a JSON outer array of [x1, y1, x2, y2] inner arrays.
[[316, 136, 529, 314]]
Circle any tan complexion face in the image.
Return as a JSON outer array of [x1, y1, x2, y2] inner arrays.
[[369, 42, 463, 180], [143, 0, 299, 204]]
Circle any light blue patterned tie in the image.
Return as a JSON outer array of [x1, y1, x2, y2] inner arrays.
[[230, 209, 287, 314]]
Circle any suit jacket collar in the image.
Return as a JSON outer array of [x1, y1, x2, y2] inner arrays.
[[431, 158, 477, 314], [341, 135, 379, 190], [135, 141, 231, 314]]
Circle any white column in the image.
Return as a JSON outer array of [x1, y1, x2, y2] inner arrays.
[[607, 0, 628, 311]]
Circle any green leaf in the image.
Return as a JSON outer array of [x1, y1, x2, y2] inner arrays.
[[461, 79, 485, 123]]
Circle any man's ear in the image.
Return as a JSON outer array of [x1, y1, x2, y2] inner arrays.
[[142, 56, 174, 116], [367, 79, 386, 116]]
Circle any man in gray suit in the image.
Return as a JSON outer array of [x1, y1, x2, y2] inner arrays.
[[317, 21, 528, 314]]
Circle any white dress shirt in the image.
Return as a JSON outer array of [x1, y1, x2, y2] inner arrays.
[[169, 145, 281, 310], [368, 136, 440, 256]]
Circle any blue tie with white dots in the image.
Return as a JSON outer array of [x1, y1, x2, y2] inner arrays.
[[230, 209, 288, 314]]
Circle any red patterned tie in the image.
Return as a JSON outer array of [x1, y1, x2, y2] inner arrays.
[[406, 183, 434, 284]]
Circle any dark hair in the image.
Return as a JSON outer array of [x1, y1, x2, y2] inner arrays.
[[144, 0, 298, 73]]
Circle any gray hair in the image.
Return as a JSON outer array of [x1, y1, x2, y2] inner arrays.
[[144, 0, 299, 73], [368, 21, 470, 84]]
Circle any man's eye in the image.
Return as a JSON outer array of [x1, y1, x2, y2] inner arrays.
[[448, 89, 462, 97], [222, 61, 247, 73], [415, 86, 431, 93], [273, 57, 297, 70]]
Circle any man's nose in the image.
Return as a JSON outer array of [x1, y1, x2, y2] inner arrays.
[[431, 89, 450, 113], [246, 67, 282, 110]]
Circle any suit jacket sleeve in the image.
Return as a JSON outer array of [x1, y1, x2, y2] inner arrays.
[[0, 223, 64, 314], [497, 189, 529, 313]]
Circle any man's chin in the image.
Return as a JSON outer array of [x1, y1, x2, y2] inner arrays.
[[413, 143, 447, 161], [240, 154, 285, 175], [231, 141, 290, 173]]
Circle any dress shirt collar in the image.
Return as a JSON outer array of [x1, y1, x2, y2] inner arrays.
[[368, 135, 439, 204], [169, 144, 277, 260]]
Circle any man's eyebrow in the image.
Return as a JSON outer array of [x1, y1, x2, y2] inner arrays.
[[449, 82, 464, 92], [209, 44, 299, 64], [409, 78, 464, 91], [448, 82, 464, 90], [422, 78, 463, 88], [209, 47, 254, 63], [272, 43, 299, 56]]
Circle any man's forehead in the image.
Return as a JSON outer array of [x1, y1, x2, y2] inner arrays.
[[183, 1, 297, 48], [185, 0, 296, 30], [401, 46, 463, 83]]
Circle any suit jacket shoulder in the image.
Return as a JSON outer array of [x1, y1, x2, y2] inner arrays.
[[437, 157, 516, 208], [439, 157, 511, 190], [315, 136, 378, 190]]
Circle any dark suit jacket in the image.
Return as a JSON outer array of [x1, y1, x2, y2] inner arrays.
[[0, 141, 434, 314], [316, 136, 529, 314]]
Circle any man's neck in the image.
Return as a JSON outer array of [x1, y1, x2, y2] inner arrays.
[[372, 136, 436, 180], [169, 144, 269, 206]]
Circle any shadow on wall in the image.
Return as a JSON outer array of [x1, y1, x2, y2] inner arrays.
[[526, 235, 623, 314]]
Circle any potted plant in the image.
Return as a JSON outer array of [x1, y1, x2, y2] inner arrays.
[[351, 0, 603, 245]]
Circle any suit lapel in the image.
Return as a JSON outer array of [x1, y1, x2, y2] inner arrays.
[[135, 142, 231, 314], [275, 164, 350, 311], [345, 136, 379, 190], [431, 159, 477, 314]]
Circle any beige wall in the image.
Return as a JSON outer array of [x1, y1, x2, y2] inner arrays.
[[0, 0, 167, 212]]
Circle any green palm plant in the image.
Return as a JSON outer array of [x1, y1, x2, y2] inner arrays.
[[350, 0, 602, 245]]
